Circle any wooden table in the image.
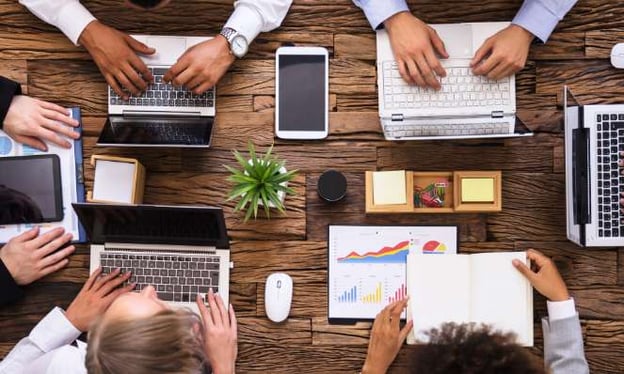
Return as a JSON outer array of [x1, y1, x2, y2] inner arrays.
[[1, 0, 624, 372]]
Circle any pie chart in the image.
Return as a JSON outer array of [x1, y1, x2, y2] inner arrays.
[[422, 240, 446, 254], [0, 136, 12, 155]]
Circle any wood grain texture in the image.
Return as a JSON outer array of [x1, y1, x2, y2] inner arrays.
[[2, 0, 624, 372]]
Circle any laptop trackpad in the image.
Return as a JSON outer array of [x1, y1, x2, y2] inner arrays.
[[431, 24, 473, 58], [143, 37, 188, 65]]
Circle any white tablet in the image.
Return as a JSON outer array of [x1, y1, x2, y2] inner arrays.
[[275, 46, 329, 139]]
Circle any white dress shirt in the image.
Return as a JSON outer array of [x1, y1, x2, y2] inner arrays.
[[19, 0, 293, 46]]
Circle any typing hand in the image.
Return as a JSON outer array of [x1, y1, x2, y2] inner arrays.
[[196, 288, 237, 374], [164, 37, 235, 95], [0, 227, 75, 286], [471, 24, 534, 80], [3, 96, 79, 151], [79, 20, 155, 99], [362, 298, 413, 374], [512, 249, 570, 302], [65, 267, 134, 332], [383, 12, 448, 90]]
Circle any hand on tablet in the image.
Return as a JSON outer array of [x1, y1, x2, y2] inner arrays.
[[362, 298, 413, 374], [0, 227, 75, 286], [3, 96, 80, 151], [512, 249, 570, 302]]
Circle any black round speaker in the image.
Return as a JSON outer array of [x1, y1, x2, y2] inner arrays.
[[317, 170, 347, 202]]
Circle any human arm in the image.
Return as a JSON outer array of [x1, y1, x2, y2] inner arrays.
[[361, 299, 413, 374], [197, 288, 238, 374], [352, 0, 409, 30], [164, 0, 293, 94], [471, 0, 578, 79]]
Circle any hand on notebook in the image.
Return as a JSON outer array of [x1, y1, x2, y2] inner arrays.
[[512, 249, 570, 302], [65, 267, 134, 332], [0, 227, 75, 286], [471, 24, 534, 80], [79, 20, 155, 99], [383, 12, 448, 90], [197, 288, 237, 374], [3, 96, 79, 151], [362, 298, 413, 374], [164, 37, 235, 95]]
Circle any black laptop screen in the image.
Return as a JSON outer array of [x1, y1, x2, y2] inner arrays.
[[99, 116, 213, 146], [72, 203, 229, 248]]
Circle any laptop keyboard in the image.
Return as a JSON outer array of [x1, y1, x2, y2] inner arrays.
[[596, 113, 624, 237], [384, 122, 511, 138], [381, 61, 511, 110], [109, 68, 215, 108], [100, 251, 221, 303]]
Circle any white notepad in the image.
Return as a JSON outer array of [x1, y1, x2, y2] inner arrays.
[[406, 251, 533, 346]]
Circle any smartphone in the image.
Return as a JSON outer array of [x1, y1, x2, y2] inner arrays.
[[0, 154, 64, 225], [275, 46, 329, 139]]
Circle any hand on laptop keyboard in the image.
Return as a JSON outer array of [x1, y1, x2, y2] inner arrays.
[[383, 12, 448, 90], [471, 24, 534, 80], [196, 288, 237, 374]]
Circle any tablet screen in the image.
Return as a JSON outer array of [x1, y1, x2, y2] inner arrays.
[[0, 155, 63, 224]]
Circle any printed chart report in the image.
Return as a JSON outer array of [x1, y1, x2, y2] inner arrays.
[[328, 225, 458, 322]]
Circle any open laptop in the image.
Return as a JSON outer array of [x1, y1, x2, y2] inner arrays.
[[98, 35, 215, 148], [72, 203, 231, 309], [376, 22, 531, 140], [564, 86, 624, 247]]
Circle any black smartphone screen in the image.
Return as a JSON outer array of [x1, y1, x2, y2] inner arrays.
[[0, 155, 64, 225]]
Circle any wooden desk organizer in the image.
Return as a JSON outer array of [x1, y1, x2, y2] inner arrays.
[[365, 170, 502, 214], [87, 155, 146, 204]]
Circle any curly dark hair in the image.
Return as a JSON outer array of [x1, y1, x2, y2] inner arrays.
[[409, 323, 546, 374], [127, 0, 167, 9]]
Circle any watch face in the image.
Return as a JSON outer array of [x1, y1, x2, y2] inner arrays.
[[231, 35, 248, 58]]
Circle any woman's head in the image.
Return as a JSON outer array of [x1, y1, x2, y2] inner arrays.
[[125, 0, 171, 10], [86, 286, 209, 374]]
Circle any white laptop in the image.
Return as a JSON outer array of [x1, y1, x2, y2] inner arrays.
[[72, 203, 232, 310], [376, 22, 531, 140], [99, 35, 215, 148], [564, 86, 624, 247]]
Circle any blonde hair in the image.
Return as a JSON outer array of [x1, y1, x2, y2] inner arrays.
[[86, 309, 209, 374]]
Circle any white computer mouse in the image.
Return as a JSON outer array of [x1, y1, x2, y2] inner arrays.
[[611, 43, 624, 68], [264, 273, 293, 323]]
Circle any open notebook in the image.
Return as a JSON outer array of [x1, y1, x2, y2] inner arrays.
[[406, 251, 533, 346]]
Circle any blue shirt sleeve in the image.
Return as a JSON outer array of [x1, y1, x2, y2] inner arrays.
[[352, 0, 409, 30], [512, 0, 578, 43]]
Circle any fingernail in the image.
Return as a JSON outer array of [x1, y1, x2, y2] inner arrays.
[[512, 259, 520, 266], [209, 287, 213, 294]]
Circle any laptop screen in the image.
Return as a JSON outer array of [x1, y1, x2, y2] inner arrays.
[[99, 116, 213, 146], [72, 203, 229, 248]]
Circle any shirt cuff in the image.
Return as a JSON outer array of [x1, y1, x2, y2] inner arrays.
[[29, 307, 81, 352], [0, 76, 22, 130], [224, 4, 264, 45], [0, 258, 23, 304], [359, 0, 409, 30], [511, 0, 560, 43], [547, 298, 577, 321], [55, 2, 96, 45]]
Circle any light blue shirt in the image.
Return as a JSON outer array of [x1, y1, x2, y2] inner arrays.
[[353, 0, 577, 42]]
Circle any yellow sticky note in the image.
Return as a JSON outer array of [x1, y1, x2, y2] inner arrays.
[[461, 178, 494, 202], [373, 171, 407, 205]]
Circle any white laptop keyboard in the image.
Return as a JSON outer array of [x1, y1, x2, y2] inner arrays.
[[384, 122, 511, 138], [596, 112, 624, 238], [381, 61, 511, 110]]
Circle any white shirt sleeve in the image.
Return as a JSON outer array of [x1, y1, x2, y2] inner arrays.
[[547, 297, 577, 321], [223, 0, 293, 44], [18, 0, 96, 45], [0, 307, 84, 374]]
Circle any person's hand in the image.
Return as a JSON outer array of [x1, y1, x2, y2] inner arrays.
[[471, 24, 534, 80], [78, 20, 155, 99], [362, 299, 413, 374], [3, 96, 79, 151], [383, 11, 448, 90], [0, 227, 75, 286], [196, 288, 237, 374], [513, 249, 570, 302], [65, 267, 134, 332], [164, 36, 235, 94]]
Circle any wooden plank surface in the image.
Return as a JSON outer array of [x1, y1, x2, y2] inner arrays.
[[2, 0, 624, 373]]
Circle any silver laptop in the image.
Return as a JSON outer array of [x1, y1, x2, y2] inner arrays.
[[72, 203, 231, 310], [377, 22, 531, 140], [564, 86, 624, 247], [99, 35, 215, 148]]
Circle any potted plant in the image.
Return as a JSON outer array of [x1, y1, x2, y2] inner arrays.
[[224, 142, 298, 222]]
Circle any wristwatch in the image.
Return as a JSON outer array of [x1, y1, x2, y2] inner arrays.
[[220, 27, 249, 58]]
